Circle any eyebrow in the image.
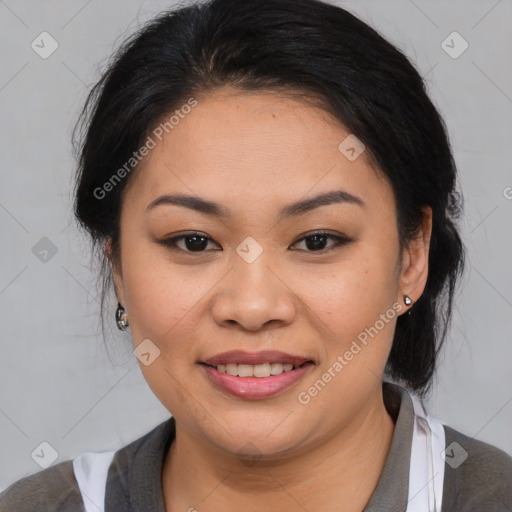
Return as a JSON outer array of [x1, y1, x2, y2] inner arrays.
[[145, 189, 365, 221]]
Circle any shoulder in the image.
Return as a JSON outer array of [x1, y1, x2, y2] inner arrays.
[[0, 419, 175, 512], [0, 459, 85, 512], [442, 424, 512, 511], [105, 418, 175, 508]]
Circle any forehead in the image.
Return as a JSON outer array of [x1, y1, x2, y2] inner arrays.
[[124, 89, 392, 215]]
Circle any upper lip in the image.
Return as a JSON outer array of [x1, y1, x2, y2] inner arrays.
[[202, 350, 313, 366]]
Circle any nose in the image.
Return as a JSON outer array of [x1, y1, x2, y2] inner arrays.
[[211, 251, 296, 332]]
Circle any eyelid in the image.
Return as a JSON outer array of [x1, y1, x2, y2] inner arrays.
[[158, 230, 352, 253], [158, 231, 219, 251], [291, 230, 351, 251]]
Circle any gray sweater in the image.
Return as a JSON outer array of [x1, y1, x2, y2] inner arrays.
[[1, 382, 511, 511]]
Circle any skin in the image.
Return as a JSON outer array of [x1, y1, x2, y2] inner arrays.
[[107, 87, 432, 512]]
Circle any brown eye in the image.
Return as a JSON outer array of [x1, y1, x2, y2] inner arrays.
[[159, 230, 351, 255], [160, 232, 219, 252], [291, 231, 351, 252]]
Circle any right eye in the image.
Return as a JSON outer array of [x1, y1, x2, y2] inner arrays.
[[158, 232, 221, 253]]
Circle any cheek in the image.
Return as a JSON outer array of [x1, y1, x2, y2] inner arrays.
[[119, 244, 211, 414], [120, 241, 210, 342], [293, 249, 399, 360]]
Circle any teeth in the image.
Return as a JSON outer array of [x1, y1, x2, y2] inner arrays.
[[215, 362, 299, 377], [270, 363, 283, 375], [238, 364, 254, 377]]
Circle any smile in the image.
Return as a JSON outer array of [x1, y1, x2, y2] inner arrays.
[[210, 362, 307, 377], [200, 362, 314, 399]]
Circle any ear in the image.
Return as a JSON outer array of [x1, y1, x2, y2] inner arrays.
[[104, 237, 126, 306], [397, 206, 432, 313]]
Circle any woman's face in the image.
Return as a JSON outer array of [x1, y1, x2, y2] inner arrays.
[[111, 87, 430, 460]]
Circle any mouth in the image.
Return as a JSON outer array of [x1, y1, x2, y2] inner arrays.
[[199, 353, 315, 400], [200, 361, 312, 378]]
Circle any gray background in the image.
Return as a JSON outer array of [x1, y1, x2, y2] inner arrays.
[[1, 0, 511, 491]]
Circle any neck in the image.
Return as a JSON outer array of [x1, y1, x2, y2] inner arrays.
[[162, 387, 395, 512]]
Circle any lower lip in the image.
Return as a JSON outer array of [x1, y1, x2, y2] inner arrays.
[[200, 363, 313, 400]]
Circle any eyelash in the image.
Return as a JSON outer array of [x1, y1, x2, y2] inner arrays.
[[158, 230, 352, 254]]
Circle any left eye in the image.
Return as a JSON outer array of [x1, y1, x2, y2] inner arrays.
[[292, 231, 350, 252], [159, 231, 351, 253]]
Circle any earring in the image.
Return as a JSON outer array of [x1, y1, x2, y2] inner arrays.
[[116, 302, 129, 331], [403, 295, 412, 306]]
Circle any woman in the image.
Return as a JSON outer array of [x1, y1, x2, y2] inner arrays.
[[1, 0, 511, 510]]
